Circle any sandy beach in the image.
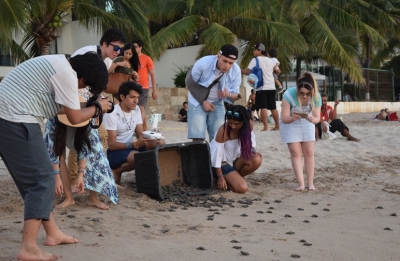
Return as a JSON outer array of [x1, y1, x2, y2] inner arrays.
[[0, 112, 399, 261]]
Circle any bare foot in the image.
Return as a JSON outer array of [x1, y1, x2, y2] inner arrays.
[[55, 198, 75, 209], [308, 185, 317, 191], [348, 137, 360, 142], [18, 245, 60, 261], [44, 232, 80, 246], [88, 198, 110, 210], [295, 186, 305, 191]]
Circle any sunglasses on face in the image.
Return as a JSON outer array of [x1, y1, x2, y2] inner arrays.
[[226, 110, 241, 120], [109, 43, 124, 53]]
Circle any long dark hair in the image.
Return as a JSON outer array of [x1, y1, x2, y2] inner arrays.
[[121, 43, 140, 72], [53, 117, 92, 157], [224, 105, 252, 160]]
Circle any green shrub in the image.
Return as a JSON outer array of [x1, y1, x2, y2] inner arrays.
[[172, 65, 191, 88]]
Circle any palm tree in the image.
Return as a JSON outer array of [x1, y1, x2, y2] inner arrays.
[[143, 0, 307, 72], [1, 0, 151, 59]]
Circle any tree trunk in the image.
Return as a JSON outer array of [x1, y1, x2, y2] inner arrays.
[[364, 37, 371, 100], [40, 42, 51, 56], [296, 57, 302, 81]]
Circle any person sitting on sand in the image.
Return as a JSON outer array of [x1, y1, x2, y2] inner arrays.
[[210, 105, 262, 193], [315, 94, 360, 142], [279, 72, 321, 191], [103, 81, 165, 185], [43, 99, 118, 210], [377, 109, 400, 121]]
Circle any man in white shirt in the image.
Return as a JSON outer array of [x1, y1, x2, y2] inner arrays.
[[103, 82, 165, 184], [242, 43, 280, 131]]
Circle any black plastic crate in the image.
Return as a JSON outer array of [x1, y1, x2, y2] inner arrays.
[[135, 141, 213, 200]]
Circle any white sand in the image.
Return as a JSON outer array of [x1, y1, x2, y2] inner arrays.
[[0, 112, 399, 261]]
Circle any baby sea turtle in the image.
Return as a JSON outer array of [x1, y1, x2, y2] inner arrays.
[[269, 206, 275, 210], [60, 211, 67, 215], [196, 246, 206, 250], [299, 239, 307, 243], [256, 211, 264, 214], [231, 240, 241, 243], [286, 231, 295, 235], [232, 224, 241, 228], [264, 201, 270, 204], [257, 219, 265, 223], [240, 251, 249, 256], [390, 213, 397, 216], [207, 217, 214, 221], [266, 211, 272, 214], [376, 206, 383, 209], [270, 220, 278, 223], [297, 208, 304, 211], [311, 202, 318, 205], [218, 226, 227, 229], [67, 215, 75, 219], [232, 246, 242, 250], [291, 254, 301, 258], [311, 214, 318, 218], [143, 224, 150, 228], [241, 214, 248, 217], [323, 208, 330, 211], [384, 227, 393, 231], [303, 220, 310, 223], [214, 211, 221, 214], [284, 214, 292, 218], [303, 243, 312, 246], [274, 200, 282, 203]]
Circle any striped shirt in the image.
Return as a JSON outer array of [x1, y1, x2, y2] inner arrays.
[[0, 55, 80, 123]]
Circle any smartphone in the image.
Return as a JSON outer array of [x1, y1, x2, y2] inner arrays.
[[296, 112, 308, 118]]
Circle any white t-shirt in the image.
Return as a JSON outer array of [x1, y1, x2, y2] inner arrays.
[[71, 45, 112, 69], [0, 55, 80, 123], [206, 69, 223, 103], [247, 56, 276, 90], [103, 104, 143, 143]]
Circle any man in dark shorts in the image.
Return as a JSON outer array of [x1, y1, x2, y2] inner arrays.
[[133, 39, 158, 131], [242, 43, 280, 130]]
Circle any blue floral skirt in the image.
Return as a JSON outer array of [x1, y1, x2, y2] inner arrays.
[[43, 117, 118, 204]]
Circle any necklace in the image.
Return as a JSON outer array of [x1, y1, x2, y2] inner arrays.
[[122, 111, 134, 130]]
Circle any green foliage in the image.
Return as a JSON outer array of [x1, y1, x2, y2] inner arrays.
[[172, 65, 190, 88], [382, 55, 400, 80]]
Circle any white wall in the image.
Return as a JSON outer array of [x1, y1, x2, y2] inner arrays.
[[153, 45, 201, 87]]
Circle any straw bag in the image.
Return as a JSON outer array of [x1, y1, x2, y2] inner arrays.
[[105, 72, 130, 94]]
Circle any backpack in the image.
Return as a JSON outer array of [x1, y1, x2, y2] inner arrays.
[[247, 57, 263, 89]]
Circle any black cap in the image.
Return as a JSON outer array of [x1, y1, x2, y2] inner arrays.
[[219, 44, 238, 60]]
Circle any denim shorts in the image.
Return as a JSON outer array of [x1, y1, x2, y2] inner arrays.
[[187, 100, 225, 141], [213, 162, 237, 177], [107, 147, 145, 170]]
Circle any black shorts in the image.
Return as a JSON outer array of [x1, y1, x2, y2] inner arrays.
[[251, 104, 259, 112], [256, 90, 276, 110], [138, 88, 149, 107]]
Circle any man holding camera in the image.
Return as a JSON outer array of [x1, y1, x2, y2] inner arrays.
[[0, 52, 111, 261], [103, 82, 165, 185]]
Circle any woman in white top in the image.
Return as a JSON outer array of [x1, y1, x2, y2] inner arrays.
[[210, 105, 262, 193], [280, 72, 321, 191]]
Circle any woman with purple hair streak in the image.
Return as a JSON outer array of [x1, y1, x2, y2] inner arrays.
[[209, 105, 263, 193]]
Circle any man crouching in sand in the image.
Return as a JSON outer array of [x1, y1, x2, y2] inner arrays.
[[0, 52, 111, 260]]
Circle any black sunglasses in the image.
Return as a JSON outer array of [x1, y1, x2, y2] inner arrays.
[[109, 43, 123, 53], [226, 110, 241, 120]]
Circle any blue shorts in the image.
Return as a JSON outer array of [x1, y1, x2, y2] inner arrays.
[[187, 100, 225, 141], [213, 162, 237, 177], [107, 147, 145, 170]]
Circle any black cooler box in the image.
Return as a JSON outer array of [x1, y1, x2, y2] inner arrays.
[[134, 141, 213, 200]]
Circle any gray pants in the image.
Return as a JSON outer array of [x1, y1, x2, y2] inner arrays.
[[0, 118, 54, 220]]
